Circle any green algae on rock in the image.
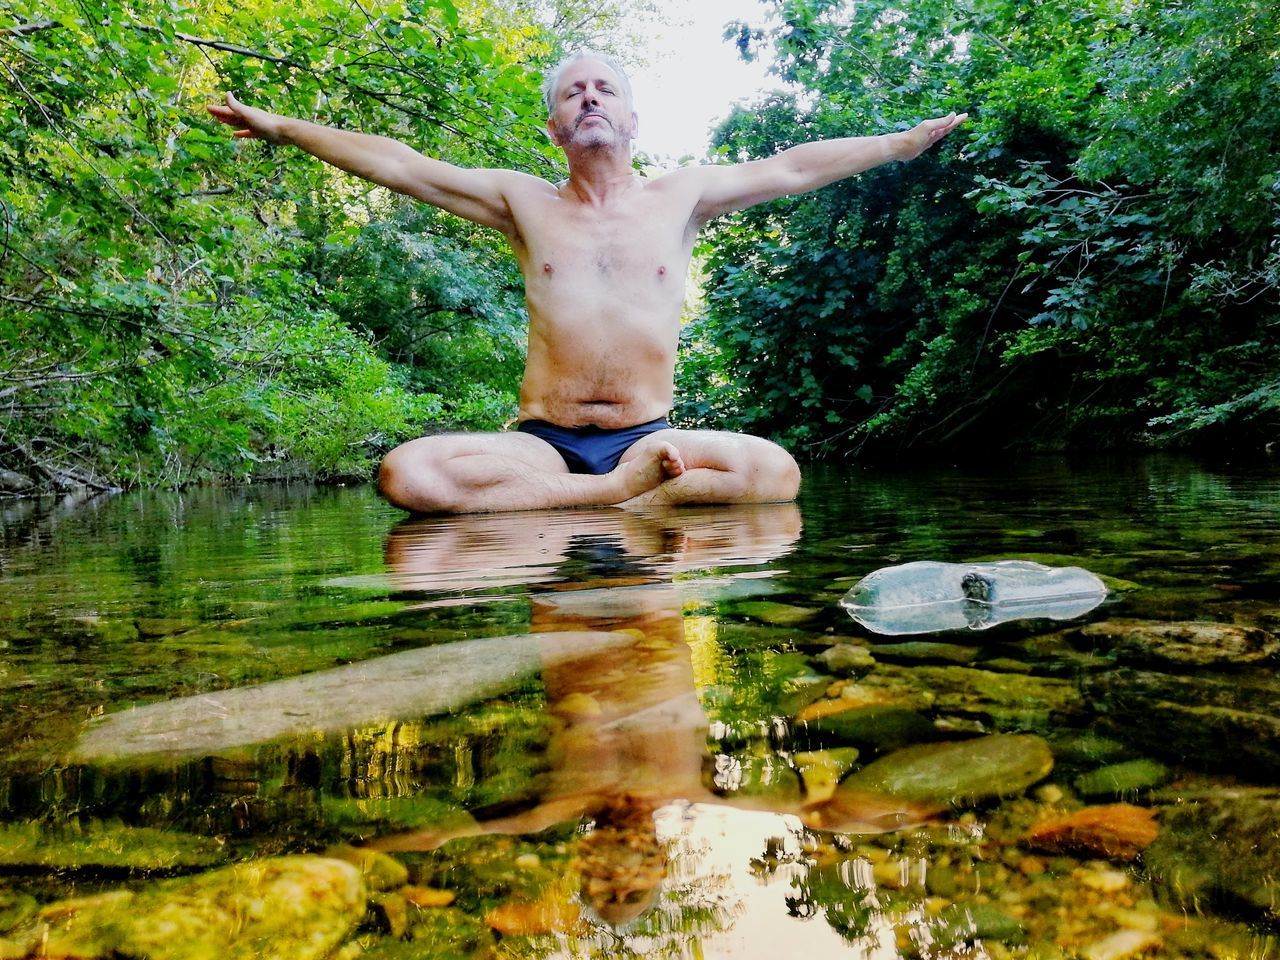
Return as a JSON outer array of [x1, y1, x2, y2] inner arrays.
[[866, 641, 980, 665], [864, 664, 1086, 733], [814, 642, 877, 675], [0, 821, 226, 871], [839, 735, 1054, 807], [925, 902, 1027, 949], [7, 855, 366, 960], [1146, 795, 1280, 921], [727, 601, 820, 627], [1074, 759, 1170, 799], [800, 705, 939, 755], [1082, 667, 1280, 775], [1075, 620, 1280, 668], [323, 844, 409, 892]]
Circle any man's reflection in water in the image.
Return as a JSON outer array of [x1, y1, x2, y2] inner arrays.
[[372, 506, 921, 926]]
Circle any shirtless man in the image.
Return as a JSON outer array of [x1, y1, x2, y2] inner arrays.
[[209, 50, 965, 513]]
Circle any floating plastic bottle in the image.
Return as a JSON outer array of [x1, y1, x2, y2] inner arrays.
[[840, 560, 1108, 636]]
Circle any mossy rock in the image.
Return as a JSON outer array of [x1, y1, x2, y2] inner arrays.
[[1074, 759, 1169, 799], [1146, 795, 1280, 921], [794, 748, 861, 803], [135, 618, 199, 638], [1049, 731, 1134, 768], [714, 754, 804, 804], [323, 845, 409, 892], [814, 643, 877, 675], [1076, 619, 1280, 668], [0, 821, 227, 872], [869, 641, 979, 665], [926, 902, 1026, 948], [8, 855, 366, 960], [1082, 668, 1280, 776], [0, 889, 38, 932], [728, 601, 820, 627], [800, 705, 939, 755], [359, 906, 495, 958], [839, 734, 1054, 808], [864, 664, 1086, 733]]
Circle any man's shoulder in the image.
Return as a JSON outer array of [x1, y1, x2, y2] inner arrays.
[[642, 163, 736, 195], [494, 168, 559, 196]]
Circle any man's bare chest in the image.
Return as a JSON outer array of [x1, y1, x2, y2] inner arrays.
[[513, 192, 695, 280]]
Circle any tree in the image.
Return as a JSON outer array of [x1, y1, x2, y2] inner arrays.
[[682, 0, 1280, 456], [0, 0, 565, 490]]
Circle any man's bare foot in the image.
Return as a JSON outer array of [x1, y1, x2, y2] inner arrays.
[[612, 442, 684, 502]]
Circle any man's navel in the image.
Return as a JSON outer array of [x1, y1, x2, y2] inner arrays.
[[657, 265, 667, 277], [543, 263, 554, 275]]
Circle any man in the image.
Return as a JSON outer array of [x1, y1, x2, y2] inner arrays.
[[209, 50, 965, 513]]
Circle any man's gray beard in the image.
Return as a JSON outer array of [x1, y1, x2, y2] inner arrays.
[[558, 118, 626, 151]]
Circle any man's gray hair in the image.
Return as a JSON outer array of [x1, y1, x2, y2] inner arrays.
[[541, 49, 634, 115]]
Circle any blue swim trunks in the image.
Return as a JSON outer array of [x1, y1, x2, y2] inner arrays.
[[516, 417, 670, 475]]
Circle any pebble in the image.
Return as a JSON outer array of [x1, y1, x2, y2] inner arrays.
[[1079, 866, 1130, 892], [1036, 784, 1066, 804], [1080, 928, 1162, 960]]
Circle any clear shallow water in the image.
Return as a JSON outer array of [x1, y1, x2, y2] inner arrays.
[[1, 458, 1279, 958]]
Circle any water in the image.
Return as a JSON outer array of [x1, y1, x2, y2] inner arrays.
[[1, 457, 1278, 958]]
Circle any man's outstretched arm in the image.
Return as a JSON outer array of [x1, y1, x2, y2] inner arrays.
[[691, 112, 968, 222], [207, 93, 524, 233]]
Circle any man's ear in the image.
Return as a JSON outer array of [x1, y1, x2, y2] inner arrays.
[[630, 111, 639, 141], [545, 116, 563, 146]]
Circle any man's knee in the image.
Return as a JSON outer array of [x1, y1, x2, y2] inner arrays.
[[377, 437, 458, 513], [704, 433, 801, 502], [751, 438, 801, 501]]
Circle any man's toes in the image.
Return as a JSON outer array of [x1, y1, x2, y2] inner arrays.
[[658, 443, 685, 478]]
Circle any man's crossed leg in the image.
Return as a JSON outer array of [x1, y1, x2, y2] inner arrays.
[[377, 427, 800, 514]]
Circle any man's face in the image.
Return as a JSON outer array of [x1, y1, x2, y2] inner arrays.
[[546, 58, 636, 152]]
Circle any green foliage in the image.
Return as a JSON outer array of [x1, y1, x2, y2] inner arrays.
[[685, 0, 1280, 456], [0, 0, 566, 490]]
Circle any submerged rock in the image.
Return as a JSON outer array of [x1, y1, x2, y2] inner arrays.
[[867, 640, 980, 664], [1079, 929, 1163, 960], [1074, 759, 1169, 799], [863, 664, 1086, 733], [0, 821, 226, 871], [1024, 804, 1159, 860], [838, 734, 1054, 807], [814, 642, 877, 675], [8, 855, 366, 959], [729, 600, 820, 626], [1049, 731, 1135, 768], [1082, 668, 1280, 775], [1146, 795, 1280, 921], [134, 618, 199, 639], [799, 705, 938, 755], [323, 844, 408, 892], [0, 890, 37, 932], [793, 748, 861, 804], [1075, 619, 1280, 668], [925, 902, 1026, 949]]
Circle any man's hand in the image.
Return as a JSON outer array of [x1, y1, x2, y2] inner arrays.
[[207, 93, 290, 145], [895, 112, 968, 161]]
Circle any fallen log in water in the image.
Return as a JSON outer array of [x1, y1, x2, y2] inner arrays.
[[74, 631, 635, 762]]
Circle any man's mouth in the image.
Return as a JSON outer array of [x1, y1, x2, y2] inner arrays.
[[577, 112, 609, 128]]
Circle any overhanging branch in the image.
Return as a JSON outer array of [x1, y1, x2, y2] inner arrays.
[[2, 20, 57, 37]]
